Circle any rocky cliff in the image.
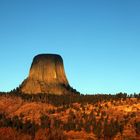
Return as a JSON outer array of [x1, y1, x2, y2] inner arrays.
[[20, 54, 71, 95]]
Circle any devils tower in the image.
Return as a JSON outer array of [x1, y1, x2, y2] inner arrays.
[[20, 54, 71, 95]]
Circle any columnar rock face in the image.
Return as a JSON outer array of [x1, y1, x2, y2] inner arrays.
[[20, 54, 70, 95]]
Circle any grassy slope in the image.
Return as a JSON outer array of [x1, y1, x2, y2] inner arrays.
[[0, 95, 140, 140]]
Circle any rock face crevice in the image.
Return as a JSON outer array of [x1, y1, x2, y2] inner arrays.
[[20, 54, 70, 95]]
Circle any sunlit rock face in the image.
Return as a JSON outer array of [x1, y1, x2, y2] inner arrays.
[[20, 54, 70, 95]]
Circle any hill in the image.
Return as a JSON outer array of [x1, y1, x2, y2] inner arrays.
[[0, 91, 140, 140]]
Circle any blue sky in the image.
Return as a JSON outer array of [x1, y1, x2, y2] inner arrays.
[[0, 0, 140, 94]]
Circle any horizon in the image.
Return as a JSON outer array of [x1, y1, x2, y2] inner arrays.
[[0, 0, 140, 94]]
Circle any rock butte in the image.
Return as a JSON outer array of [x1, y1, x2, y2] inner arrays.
[[20, 54, 71, 95]]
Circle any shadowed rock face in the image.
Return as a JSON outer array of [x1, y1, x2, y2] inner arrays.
[[20, 54, 70, 95]]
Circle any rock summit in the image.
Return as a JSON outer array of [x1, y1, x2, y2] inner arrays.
[[20, 54, 71, 95]]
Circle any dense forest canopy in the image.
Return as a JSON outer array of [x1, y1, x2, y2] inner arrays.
[[0, 87, 140, 106]]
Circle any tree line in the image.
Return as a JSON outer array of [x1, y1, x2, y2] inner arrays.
[[0, 88, 140, 107]]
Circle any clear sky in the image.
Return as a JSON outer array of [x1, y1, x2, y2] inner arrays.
[[0, 0, 140, 94]]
